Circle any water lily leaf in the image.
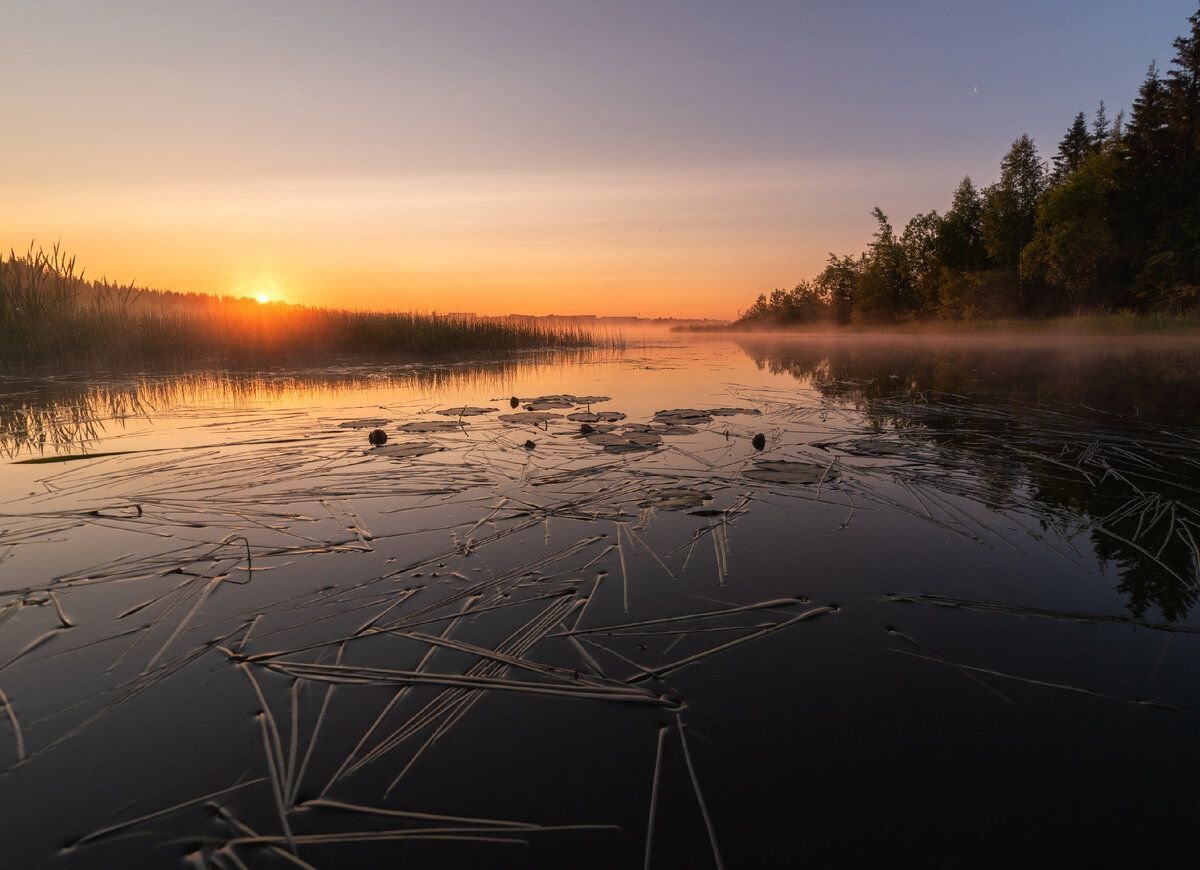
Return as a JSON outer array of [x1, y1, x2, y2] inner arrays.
[[585, 431, 662, 452], [567, 411, 626, 422], [578, 422, 619, 435], [742, 459, 835, 485], [338, 418, 390, 428], [498, 411, 563, 424], [653, 408, 713, 424], [709, 407, 762, 417], [623, 432, 663, 448], [397, 420, 466, 433], [435, 406, 499, 417], [369, 441, 444, 459], [584, 432, 629, 446], [639, 488, 713, 510]]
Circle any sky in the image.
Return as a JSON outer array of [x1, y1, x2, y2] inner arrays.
[[2, 0, 1196, 318]]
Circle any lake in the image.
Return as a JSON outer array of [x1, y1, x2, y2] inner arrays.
[[3, 331, 1200, 867]]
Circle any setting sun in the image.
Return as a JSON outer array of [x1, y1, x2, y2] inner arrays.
[[255, 293, 270, 304]]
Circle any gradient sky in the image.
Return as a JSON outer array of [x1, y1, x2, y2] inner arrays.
[[3, 1, 1195, 317]]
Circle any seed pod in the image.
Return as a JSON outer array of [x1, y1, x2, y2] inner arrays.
[[751, 433, 766, 451], [368, 428, 388, 446]]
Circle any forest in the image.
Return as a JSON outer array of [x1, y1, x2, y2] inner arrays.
[[737, 7, 1200, 326]]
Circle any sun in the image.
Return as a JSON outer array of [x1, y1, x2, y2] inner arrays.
[[255, 293, 271, 304]]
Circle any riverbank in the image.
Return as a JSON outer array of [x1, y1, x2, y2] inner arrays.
[[676, 310, 1200, 336]]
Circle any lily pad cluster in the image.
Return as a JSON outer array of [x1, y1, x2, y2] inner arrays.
[[516, 394, 612, 411], [567, 411, 626, 423]]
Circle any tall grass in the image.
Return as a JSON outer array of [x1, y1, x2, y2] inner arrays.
[[0, 244, 615, 367]]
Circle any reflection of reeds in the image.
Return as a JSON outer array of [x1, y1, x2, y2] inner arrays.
[[0, 245, 617, 367], [0, 354, 604, 458]]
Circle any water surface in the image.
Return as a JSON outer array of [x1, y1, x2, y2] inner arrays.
[[2, 333, 1199, 867]]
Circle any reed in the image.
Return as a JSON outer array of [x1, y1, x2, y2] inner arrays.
[[0, 244, 617, 367]]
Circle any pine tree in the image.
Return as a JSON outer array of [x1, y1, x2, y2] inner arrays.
[[1092, 101, 1110, 150], [981, 135, 1046, 310], [1125, 62, 1170, 173], [937, 176, 986, 272], [1053, 112, 1093, 182]]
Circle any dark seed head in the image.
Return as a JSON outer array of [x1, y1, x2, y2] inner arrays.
[[368, 428, 388, 446], [510, 396, 520, 408], [580, 423, 596, 434], [751, 433, 766, 451], [524, 439, 536, 449]]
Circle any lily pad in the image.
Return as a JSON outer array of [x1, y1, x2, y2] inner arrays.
[[339, 418, 390, 428], [742, 459, 836, 485], [578, 422, 619, 435], [567, 411, 626, 423], [397, 420, 466, 433], [587, 431, 662, 453], [639, 488, 713, 511], [435, 406, 499, 417], [653, 408, 713, 424], [498, 411, 563, 424], [709, 407, 762, 417], [653, 407, 762, 426], [369, 441, 444, 460]]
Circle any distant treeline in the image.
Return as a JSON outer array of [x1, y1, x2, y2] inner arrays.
[[737, 7, 1200, 327], [0, 245, 607, 367]]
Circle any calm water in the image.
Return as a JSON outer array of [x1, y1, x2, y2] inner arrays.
[[2, 333, 1200, 867]]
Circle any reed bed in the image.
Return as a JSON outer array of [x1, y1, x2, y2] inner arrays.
[[0, 244, 615, 367]]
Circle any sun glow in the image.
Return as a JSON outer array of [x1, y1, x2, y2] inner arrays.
[[255, 293, 270, 304]]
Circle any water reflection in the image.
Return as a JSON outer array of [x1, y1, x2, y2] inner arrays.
[[735, 335, 1200, 620], [0, 351, 596, 459], [4, 336, 1200, 866]]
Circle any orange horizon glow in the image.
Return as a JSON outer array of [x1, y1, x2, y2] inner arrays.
[[2, 161, 976, 320], [4, 3, 1186, 322]]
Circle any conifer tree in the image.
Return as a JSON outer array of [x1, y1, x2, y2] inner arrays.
[[1053, 113, 1093, 182]]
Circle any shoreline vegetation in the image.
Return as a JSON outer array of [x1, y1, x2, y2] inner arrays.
[[715, 8, 1200, 332], [0, 245, 618, 368], [679, 310, 1200, 336]]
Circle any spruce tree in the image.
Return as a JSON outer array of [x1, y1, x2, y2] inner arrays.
[[1053, 112, 1093, 182], [1092, 101, 1109, 150]]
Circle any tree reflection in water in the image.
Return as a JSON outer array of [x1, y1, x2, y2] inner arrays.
[[734, 334, 1200, 620]]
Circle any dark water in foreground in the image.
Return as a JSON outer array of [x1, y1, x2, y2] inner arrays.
[[2, 333, 1199, 867]]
